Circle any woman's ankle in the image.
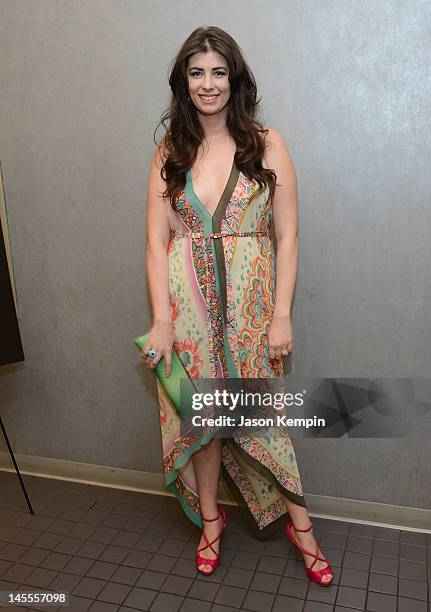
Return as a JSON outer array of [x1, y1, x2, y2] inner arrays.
[[200, 504, 221, 521]]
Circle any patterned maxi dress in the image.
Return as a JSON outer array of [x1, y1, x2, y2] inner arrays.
[[156, 157, 307, 539]]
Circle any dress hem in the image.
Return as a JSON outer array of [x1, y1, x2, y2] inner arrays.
[[225, 438, 308, 511], [221, 461, 289, 540]]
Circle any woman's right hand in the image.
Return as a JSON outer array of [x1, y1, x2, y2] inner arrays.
[[140, 320, 175, 377]]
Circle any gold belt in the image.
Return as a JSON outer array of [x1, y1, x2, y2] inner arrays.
[[170, 230, 270, 239]]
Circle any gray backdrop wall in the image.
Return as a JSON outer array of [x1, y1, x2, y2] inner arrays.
[[0, 0, 430, 510]]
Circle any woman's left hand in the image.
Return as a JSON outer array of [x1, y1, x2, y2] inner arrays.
[[268, 314, 293, 360]]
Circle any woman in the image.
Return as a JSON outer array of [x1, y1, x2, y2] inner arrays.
[[141, 26, 333, 585]]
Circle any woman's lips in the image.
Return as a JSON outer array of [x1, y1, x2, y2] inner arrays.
[[198, 94, 219, 103]]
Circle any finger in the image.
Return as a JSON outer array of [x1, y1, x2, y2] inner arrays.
[[141, 343, 154, 361], [274, 346, 282, 360], [141, 343, 152, 356], [164, 355, 172, 377], [149, 356, 162, 370], [147, 350, 161, 369], [141, 349, 153, 362], [269, 346, 276, 360]]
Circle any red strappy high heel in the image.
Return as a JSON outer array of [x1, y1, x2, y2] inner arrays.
[[285, 520, 334, 586], [195, 506, 228, 576]]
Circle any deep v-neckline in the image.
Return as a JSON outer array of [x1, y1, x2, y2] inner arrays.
[[186, 154, 238, 219]]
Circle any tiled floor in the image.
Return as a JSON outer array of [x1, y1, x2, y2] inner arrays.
[[0, 471, 430, 611]]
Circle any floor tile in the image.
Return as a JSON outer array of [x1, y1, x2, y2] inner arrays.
[[222, 566, 253, 588], [87, 561, 119, 581], [179, 597, 211, 612], [134, 569, 164, 590], [88, 602, 119, 612], [320, 532, 348, 550], [372, 539, 399, 557], [256, 554, 285, 575], [345, 535, 372, 555], [399, 543, 427, 563], [339, 566, 368, 589], [399, 531, 428, 547], [306, 579, 337, 604], [230, 550, 260, 570], [335, 585, 366, 609], [2, 562, 34, 583], [122, 586, 157, 610], [303, 601, 333, 612], [72, 576, 106, 599], [160, 574, 193, 596], [369, 554, 398, 576], [145, 553, 176, 574], [399, 558, 427, 581], [366, 590, 397, 612], [349, 523, 376, 538], [241, 589, 275, 612], [122, 548, 152, 569], [342, 551, 371, 572], [96, 581, 131, 605], [272, 594, 303, 612], [135, 534, 163, 553], [249, 570, 281, 593], [187, 577, 220, 600], [368, 571, 397, 595], [398, 577, 427, 600], [324, 519, 351, 534], [397, 596, 428, 611], [1, 474, 429, 612], [23, 566, 58, 588], [278, 574, 308, 598], [214, 584, 246, 608]]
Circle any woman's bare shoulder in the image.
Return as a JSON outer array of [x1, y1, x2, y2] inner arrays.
[[147, 138, 177, 228], [262, 127, 296, 178], [152, 137, 169, 172], [148, 139, 169, 204], [263, 127, 288, 154]]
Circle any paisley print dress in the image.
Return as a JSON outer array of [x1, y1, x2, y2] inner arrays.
[[157, 156, 307, 538]]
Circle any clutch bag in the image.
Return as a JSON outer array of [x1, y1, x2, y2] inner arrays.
[[134, 332, 197, 419]]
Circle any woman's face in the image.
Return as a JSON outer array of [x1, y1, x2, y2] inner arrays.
[[186, 50, 230, 115]]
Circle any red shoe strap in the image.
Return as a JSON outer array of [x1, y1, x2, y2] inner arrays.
[[290, 526, 329, 569], [310, 561, 333, 576], [196, 553, 217, 570], [291, 533, 316, 560], [197, 522, 225, 557], [309, 553, 330, 570], [201, 507, 222, 522], [288, 523, 332, 579], [291, 521, 313, 532]]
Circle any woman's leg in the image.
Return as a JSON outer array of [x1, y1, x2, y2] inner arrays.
[[191, 437, 224, 573], [285, 498, 333, 584]]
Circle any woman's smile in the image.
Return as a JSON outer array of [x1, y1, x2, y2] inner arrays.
[[198, 94, 219, 104]]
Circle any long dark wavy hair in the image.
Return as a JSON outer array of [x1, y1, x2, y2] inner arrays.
[[154, 26, 278, 212]]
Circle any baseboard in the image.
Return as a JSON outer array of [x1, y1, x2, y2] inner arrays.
[[0, 451, 429, 533]]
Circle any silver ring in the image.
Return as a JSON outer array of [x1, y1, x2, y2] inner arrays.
[[146, 348, 157, 360], [281, 349, 289, 356]]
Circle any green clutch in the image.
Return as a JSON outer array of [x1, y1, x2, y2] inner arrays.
[[134, 332, 197, 419]]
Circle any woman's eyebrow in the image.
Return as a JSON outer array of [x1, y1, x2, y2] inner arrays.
[[188, 66, 227, 71]]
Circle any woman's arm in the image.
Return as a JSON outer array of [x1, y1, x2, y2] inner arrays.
[[264, 127, 299, 359], [143, 143, 175, 373], [146, 143, 172, 323]]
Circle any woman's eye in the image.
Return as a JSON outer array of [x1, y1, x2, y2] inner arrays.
[[190, 71, 226, 77]]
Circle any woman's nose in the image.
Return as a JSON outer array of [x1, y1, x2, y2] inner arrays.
[[202, 75, 215, 90]]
